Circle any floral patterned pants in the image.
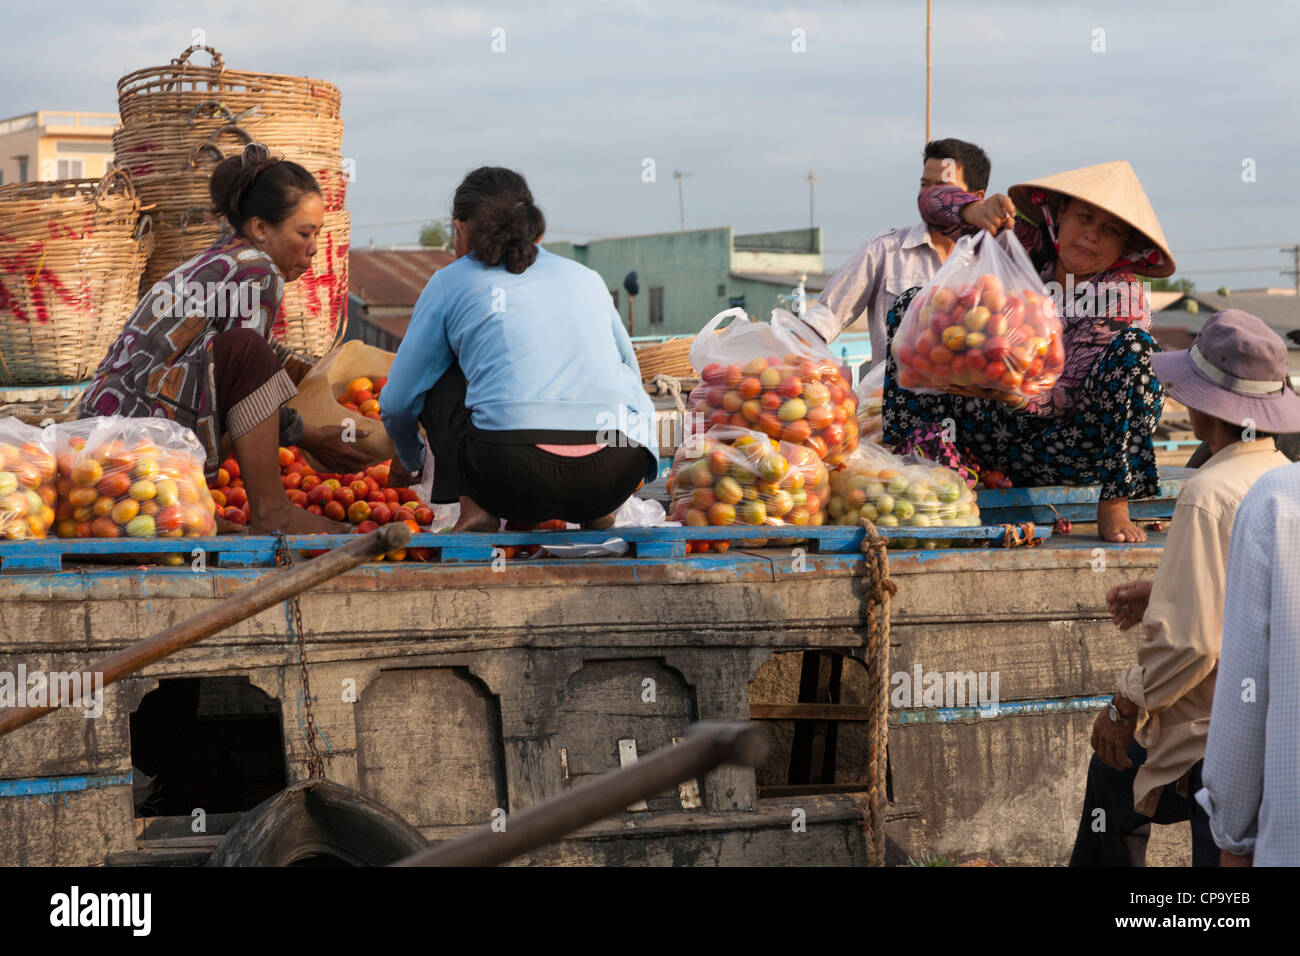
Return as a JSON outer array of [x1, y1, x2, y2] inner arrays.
[[882, 288, 1165, 500]]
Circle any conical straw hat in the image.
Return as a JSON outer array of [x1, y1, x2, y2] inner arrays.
[[1009, 160, 1175, 277]]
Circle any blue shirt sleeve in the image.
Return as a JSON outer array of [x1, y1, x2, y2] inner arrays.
[[380, 274, 453, 473]]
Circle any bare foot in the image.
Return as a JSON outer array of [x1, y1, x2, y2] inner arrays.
[[580, 512, 617, 530], [452, 496, 500, 533], [215, 514, 245, 535], [1097, 497, 1146, 544], [250, 503, 350, 535]]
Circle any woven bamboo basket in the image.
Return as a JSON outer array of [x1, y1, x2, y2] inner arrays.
[[274, 209, 351, 358], [116, 46, 341, 126], [122, 121, 347, 289], [0, 169, 144, 244], [633, 336, 696, 382], [0, 219, 154, 385], [114, 47, 350, 358]]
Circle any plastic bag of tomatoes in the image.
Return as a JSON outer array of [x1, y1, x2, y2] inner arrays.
[[55, 417, 218, 539], [688, 308, 859, 465], [665, 426, 830, 547], [891, 231, 1064, 403], [0, 417, 58, 540]]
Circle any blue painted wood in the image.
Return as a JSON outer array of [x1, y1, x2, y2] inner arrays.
[[217, 549, 278, 568], [975, 468, 1192, 509], [895, 693, 1110, 724], [0, 772, 133, 799], [979, 499, 1175, 524], [0, 521, 1049, 573], [440, 545, 496, 563], [975, 468, 1191, 525], [0, 554, 64, 573], [634, 540, 687, 557]]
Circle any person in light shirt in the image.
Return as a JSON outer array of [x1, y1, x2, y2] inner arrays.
[[802, 138, 993, 368], [380, 167, 657, 532], [1196, 460, 1300, 867], [1069, 310, 1300, 866]]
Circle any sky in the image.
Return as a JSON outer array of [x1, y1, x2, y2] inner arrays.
[[5, 0, 1300, 290]]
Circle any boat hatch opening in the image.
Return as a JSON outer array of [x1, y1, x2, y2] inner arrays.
[[749, 650, 884, 798], [130, 677, 287, 821]]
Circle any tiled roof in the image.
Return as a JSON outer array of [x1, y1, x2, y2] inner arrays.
[[349, 248, 454, 307]]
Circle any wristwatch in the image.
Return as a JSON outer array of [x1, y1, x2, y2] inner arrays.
[[1107, 700, 1136, 727]]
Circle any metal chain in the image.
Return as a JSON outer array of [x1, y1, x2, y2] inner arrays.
[[274, 532, 325, 779]]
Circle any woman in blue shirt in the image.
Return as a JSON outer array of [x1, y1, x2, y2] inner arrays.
[[382, 167, 657, 532]]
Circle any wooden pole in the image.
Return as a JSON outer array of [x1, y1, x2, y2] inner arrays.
[[394, 722, 770, 867], [925, 0, 933, 143], [0, 524, 411, 739]]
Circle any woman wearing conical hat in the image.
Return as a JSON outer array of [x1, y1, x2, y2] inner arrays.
[[881, 160, 1174, 543]]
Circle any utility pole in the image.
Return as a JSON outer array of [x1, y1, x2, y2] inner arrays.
[[925, 0, 933, 143], [1283, 244, 1300, 295], [673, 170, 692, 231], [807, 170, 817, 253]]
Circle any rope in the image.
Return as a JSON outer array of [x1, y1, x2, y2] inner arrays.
[[648, 374, 688, 446], [999, 522, 1043, 548], [647, 373, 688, 421], [858, 517, 898, 866]]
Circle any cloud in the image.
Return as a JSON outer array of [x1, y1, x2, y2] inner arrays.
[[3, 0, 1297, 287]]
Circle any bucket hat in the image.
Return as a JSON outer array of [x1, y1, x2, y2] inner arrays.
[[1150, 309, 1300, 432]]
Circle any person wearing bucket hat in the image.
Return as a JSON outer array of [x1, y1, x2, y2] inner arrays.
[[882, 160, 1172, 543], [1067, 310, 1295, 867]]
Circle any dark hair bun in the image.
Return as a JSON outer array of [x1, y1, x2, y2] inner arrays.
[[209, 142, 322, 233], [452, 167, 545, 274]]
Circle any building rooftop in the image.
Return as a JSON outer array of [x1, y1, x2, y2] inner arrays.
[[730, 270, 833, 292], [349, 248, 454, 307], [1165, 288, 1300, 331]]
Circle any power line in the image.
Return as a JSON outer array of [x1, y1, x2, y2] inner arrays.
[[1166, 265, 1291, 274], [1175, 243, 1290, 253]]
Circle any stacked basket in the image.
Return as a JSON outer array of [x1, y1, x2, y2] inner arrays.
[[113, 45, 350, 359], [0, 169, 154, 384]]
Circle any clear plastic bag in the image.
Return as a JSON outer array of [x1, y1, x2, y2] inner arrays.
[[855, 362, 885, 446], [0, 417, 58, 540], [688, 308, 859, 465], [827, 443, 980, 549], [891, 231, 1064, 402], [56, 417, 218, 538], [666, 425, 830, 532]]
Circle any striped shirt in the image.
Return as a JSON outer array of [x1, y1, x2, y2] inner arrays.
[[1196, 461, 1300, 865]]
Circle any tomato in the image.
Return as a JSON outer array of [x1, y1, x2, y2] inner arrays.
[[277, 448, 295, 468]]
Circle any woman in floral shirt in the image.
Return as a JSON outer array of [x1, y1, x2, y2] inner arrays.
[[882, 160, 1175, 543], [81, 143, 369, 533]]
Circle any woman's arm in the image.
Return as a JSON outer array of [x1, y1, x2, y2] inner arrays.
[[380, 275, 453, 473], [918, 185, 979, 239]]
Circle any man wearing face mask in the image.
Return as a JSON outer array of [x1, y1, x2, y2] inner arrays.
[[802, 138, 994, 371]]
